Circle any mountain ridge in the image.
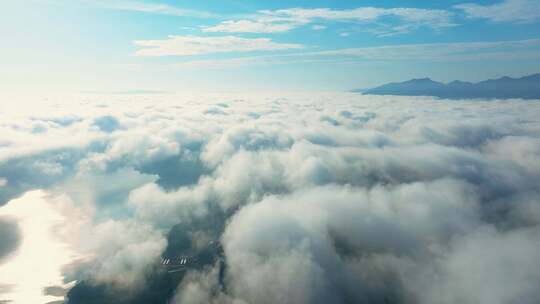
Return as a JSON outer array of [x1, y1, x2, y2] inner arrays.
[[358, 73, 540, 99]]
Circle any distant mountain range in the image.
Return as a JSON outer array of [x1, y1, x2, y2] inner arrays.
[[358, 73, 540, 99]]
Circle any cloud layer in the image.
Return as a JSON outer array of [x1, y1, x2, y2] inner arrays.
[[455, 0, 540, 23], [203, 7, 454, 35], [171, 38, 540, 69], [1, 93, 540, 303], [134, 35, 303, 56]]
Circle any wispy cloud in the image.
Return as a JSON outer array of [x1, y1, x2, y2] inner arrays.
[[202, 7, 455, 35], [312, 25, 327, 30], [133, 35, 303, 56], [50, 0, 217, 18], [312, 38, 540, 60], [202, 20, 296, 33], [173, 54, 345, 69], [175, 57, 266, 69], [171, 38, 540, 68], [454, 0, 540, 23]]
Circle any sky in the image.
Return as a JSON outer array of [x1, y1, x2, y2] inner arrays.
[[1, 0, 540, 93]]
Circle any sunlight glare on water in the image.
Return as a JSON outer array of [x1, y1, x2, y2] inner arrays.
[[0, 190, 78, 304]]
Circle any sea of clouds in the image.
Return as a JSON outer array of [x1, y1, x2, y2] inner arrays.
[[1, 93, 540, 304]]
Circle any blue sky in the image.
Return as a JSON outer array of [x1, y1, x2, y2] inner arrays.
[[1, 0, 540, 93]]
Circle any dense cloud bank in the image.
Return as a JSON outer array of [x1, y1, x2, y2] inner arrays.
[[1, 93, 540, 304]]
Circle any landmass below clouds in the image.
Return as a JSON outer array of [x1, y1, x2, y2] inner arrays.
[[360, 73, 540, 99]]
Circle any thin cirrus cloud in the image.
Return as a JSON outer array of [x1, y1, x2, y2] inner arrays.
[[78, 0, 217, 18], [172, 38, 540, 69], [454, 0, 540, 24], [202, 20, 297, 33], [133, 35, 303, 56], [202, 7, 455, 34], [311, 38, 540, 60]]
